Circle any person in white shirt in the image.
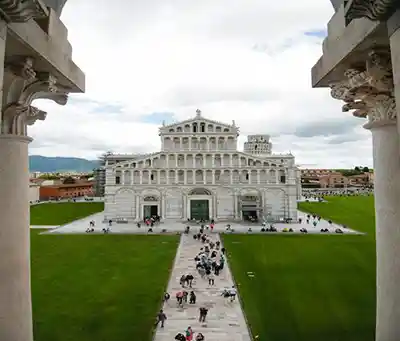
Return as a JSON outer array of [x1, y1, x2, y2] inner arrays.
[[229, 286, 237, 302]]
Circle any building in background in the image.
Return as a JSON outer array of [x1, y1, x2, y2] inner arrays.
[[104, 110, 299, 222], [29, 182, 40, 204], [39, 178, 94, 200]]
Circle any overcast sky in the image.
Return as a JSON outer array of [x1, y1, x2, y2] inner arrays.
[[29, 0, 373, 168]]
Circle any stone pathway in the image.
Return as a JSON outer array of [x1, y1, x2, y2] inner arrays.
[[46, 211, 362, 235], [153, 233, 252, 341]]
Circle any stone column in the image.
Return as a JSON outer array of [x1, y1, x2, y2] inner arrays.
[[257, 170, 260, 184], [329, 53, 400, 341], [135, 195, 140, 219], [365, 99, 400, 341], [130, 170, 134, 185], [388, 11, 400, 141], [0, 135, 33, 341], [139, 171, 143, 185], [212, 170, 216, 185]]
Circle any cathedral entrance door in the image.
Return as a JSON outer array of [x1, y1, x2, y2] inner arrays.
[[190, 200, 209, 220], [144, 205, 158, 218]]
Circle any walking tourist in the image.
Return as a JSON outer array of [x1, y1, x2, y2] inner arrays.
[[185, 326, 194, 341], [208, 272, 215, 286], [199, 307, 208, 322], [154, 309, 167, 328], [189, 291, 196, 304], [180, 275, 187, 287], [186, 274, 194, 287]]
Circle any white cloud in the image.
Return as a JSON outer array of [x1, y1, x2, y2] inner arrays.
[[28, 0, 373, 168]]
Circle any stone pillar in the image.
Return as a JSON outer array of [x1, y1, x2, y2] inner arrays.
[[184, 170, 187, 185], [212, 170, 215, 185], [365, 103, 400, 341], [0, 135, 33, 341], [130, 170, 134, 185], [329, 53, 400, 341], [257, 170, 260, 184], [139, 171, 143, 185], [135, 195, 140, 219], [161, 194, 166, 219], [388, 11, 400, 141]]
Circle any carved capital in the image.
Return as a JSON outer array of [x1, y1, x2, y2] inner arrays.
[[1, 104, 47, 135], [345, 0, 399, 22], [1, 58, 69, 137], [329, 48, 396, 129], [0, 0, 48, 22]]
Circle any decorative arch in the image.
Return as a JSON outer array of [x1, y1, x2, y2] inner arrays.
[[188, 188, 212, 196], [115, 187, 134, 195], [239, 187, 262, 196], [141, 188, 161, 197]]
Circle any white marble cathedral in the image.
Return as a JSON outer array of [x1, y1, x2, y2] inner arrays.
[[104, 110, 300, 222]]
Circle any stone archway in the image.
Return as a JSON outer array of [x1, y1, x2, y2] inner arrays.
[[188, 188, 212, 220], [239, 188, 262, 222]]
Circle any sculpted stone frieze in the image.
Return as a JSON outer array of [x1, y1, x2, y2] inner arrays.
[[345, 0, 399, 22], [1, 56, 69, 136], [0, 0, 48, 22], [329, 49, 397, 129]]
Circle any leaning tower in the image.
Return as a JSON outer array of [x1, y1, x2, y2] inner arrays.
[[243, 135, 272, 156]]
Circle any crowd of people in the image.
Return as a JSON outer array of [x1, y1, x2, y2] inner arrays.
[[154, 225, 237, 341], [302, 187, 373, 201]]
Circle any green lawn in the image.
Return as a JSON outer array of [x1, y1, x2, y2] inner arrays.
[[31, 231, 179, 341], [223, 196, 376, 341], [31, 202, 104, 225]]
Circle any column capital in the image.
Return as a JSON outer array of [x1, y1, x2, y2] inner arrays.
[[1, 58, 69, 136], [329, 49, 397, 130]]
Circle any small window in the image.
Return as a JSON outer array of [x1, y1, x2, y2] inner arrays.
[[254, 145, 257, 150], [246, 174, 249, 180], [248, 159, 251, 166], [151, 174, 154, 180], [280, 175, 286, 183], [116, 176, 121, 184], [201, 125, 205, 132]]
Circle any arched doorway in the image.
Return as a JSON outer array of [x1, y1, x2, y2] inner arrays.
[[188, 188, 212, 220], [239, 189, 262, 222]]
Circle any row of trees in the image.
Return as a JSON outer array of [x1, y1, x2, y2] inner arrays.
[[338, 166, 371, 177]]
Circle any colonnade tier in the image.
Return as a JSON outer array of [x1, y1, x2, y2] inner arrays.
[[163, 122, 234, 133], [161, 135, 237, 151], [109, 168, 293, 186], [111, 153, 293, 169]]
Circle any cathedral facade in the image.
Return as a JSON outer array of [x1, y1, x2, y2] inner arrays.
[[103, 110, 300, 222]]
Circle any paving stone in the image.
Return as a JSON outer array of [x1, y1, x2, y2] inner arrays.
[[153, 234, 252, 341]]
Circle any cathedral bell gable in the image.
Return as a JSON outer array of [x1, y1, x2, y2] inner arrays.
[[159, 109, 239, 135]]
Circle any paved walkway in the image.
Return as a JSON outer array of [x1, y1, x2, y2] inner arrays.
[[45, 211, 362, 235], [154, 234, 252, 341]]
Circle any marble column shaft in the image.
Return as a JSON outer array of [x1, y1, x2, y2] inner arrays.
[[369, 120, 400, 341], [0, 135, 33, 341]]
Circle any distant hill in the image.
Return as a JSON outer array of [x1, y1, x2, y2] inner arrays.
[[29, 156, 99, 172]]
